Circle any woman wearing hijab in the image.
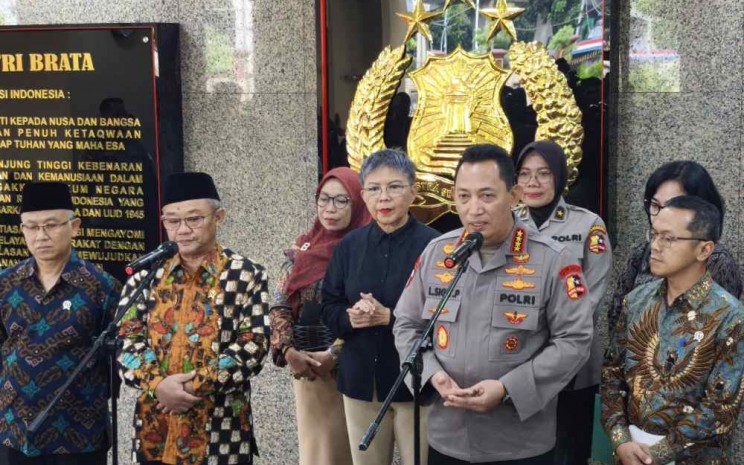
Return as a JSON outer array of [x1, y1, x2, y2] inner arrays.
[[609, 160, 742, 332], [270, 167, 371, 465], [514, 140, 612, 465]]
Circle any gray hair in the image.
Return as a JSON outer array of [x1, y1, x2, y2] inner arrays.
[[360, 149, 417, 185]]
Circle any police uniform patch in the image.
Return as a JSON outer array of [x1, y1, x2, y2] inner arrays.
[[503, 278, 536, 291], [588, 231, 607, 254], [504, 311, 528, 325], [429, 307, 451, 315], [406, 256, 421, 288], [443, 243, 456, 255], [504, 336, 520, 352], [435, 272, 455, 284], [505, 265, 536, 275], [511, 228, 526, 254], [512, 253, 530, 263], [436, 324, 449, 350], [435, 260, 448, 269], [559, 264, 586, 300]]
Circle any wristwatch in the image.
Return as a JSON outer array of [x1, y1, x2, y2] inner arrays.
[[502, 389, 513, 406]]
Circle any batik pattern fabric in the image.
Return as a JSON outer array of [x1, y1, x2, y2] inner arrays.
[[602, 272, 744, 465], [269, 245, 324, 367], [0, 252, 121, 456], [118, 247, 269, 465], [608, 241, 743, 333]]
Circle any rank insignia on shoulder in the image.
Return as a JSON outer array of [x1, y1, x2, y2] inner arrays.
[[512, 252, 530, 263], [436, 324, 450, 350], [505, 265, 536, 275], [511, 228, 527, 254], [555, 207, 566, 219], [435, 272, 455, 284], [504, 311, 527, 325], [560, 264, 586, 300], [513, 204, 529, 220], [503, 278, 536, 290], [504, 336, 520, 352]]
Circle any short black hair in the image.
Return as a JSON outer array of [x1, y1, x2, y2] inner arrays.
[[644, 161, 724, 228], [665, 195, 722, 243], [454, 144, 514, 189]]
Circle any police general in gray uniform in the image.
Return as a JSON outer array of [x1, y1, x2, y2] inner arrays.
[[514, 141, 612, 465], [393, 145, 595, 465]]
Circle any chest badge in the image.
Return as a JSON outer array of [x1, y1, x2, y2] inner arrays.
[[62, 300, 72, 310], [512, 252, 530, 263], [505, 265, 535, 275], [504, 311, 527, 325], [436, 324, 450, 350], [503, 278, 536, 290], [504, 336, 520, 352], [442, 243, 456, 255], [435, 272, 455, 284], [428, 307, 450, 315]]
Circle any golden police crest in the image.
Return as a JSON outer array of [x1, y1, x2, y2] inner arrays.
[[346, 0, 584, 224]]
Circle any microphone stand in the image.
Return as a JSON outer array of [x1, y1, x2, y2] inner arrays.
[[359, 259, 469, 465], [28, 259, 165, 465]]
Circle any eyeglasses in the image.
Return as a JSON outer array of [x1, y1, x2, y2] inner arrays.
[[643, 199, 665, 216], [161, 213, 215, 231], [316, 193, 351, 209], [363, 183, 411, 198], [646, 230, 709, 249], [516, 169, 553, 185], [20, 219, 72, 235]]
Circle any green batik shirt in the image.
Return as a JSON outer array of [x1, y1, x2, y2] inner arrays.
[[602, 272, 744, 465]]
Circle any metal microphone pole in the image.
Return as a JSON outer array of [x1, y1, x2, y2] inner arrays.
[[27, 258, 165, 465], [359, 259, 469, 465]]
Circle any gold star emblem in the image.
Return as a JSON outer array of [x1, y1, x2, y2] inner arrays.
[[397, 0, 444, 43], [480, 0, 525, 41], [444, 0, 476, 10]]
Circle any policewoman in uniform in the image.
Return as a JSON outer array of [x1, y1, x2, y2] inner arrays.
[[393, 144, 595, 465], [514, 140, 612, 465]]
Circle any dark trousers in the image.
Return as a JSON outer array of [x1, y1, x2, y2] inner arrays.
[[0, 446, 107, 465], [428, 446, 554, 465], [553, 384, 597, 465]]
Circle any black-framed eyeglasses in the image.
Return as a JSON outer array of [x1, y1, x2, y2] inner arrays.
[[161, 212, 215, 231], [316, 193, 351, 209], [20, 219, 72, 235], [643, 198, 665, 216], [646, 230, 710, 249]]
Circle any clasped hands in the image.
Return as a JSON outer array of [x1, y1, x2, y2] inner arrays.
[[155, 371, 201, 414], [431, 370, 506, 413], [347, 292, 390, 328], [286, 347, 336, 381]]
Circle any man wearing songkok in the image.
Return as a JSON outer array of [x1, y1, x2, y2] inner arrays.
[[0, 181, 122, 465], [117, 172, 270, 465], [603, 196, 744, 465], [393, 145, 594, 464]]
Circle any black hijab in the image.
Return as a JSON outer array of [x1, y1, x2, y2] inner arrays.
[[515, 141, 568, 228]]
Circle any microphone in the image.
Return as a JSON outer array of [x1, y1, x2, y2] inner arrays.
[[444, 232, 484, 269], [125, 241, 178, 275]]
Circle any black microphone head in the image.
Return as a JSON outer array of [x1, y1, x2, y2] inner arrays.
[[160, 241, 179, 257], [466, 232, 484, 250]]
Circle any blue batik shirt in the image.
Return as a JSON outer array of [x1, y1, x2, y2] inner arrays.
[[0, 251, 121, 456], [602, 272, 744, 465]]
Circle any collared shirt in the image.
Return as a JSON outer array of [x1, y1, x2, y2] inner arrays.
[[393, 220, 594, 462], [118, 246, 269, 465], [322, 215, 439, 401], [0, 251, 121, 456], [602, 272, 744, 465]]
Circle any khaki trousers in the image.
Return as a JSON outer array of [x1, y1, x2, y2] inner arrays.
[[293, 376, 352, 465], [343, 394, 428, 465]]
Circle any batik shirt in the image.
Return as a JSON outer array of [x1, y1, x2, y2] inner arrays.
[[602, 272, 744, 465], [0, 252, 121, 456], [118, 246, 269, 465]]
